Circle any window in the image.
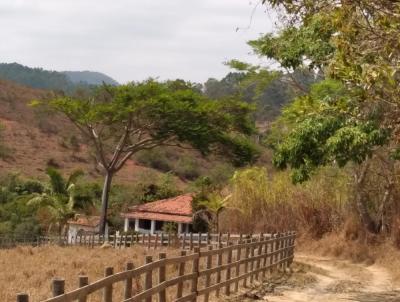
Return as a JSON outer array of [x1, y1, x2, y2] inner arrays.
[[139, 219, 151, 230], [155, 220, 164, 231]]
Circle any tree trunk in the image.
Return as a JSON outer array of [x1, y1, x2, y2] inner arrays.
[[355, 191, 379, 234], [354, 162, 379, 234], [99, 171, 113, 235]]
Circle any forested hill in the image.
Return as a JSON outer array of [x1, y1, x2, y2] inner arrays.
[[62, 70, 119, 86], [0, 63, 118, 93], [203, 69, 319, 122]]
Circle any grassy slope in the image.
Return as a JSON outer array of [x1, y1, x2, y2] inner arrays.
[[0, 79, 180, 185]]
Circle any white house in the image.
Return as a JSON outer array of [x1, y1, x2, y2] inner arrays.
[[67, 215, 108, 243], [121, 194, 193, 235]]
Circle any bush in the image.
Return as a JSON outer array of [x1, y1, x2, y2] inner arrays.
[[174, 157, 201, 180], [225, 166, 350, 235], [135, 149, 172, 172]]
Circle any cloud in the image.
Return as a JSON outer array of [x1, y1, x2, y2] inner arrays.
[[0, 0, 276, 83]]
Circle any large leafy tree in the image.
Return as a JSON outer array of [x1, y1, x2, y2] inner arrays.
[[44, 79, 258, 234], [252, 1, 400, 233]]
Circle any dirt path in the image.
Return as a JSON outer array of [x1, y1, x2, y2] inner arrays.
[[233, 254, 400, 302]]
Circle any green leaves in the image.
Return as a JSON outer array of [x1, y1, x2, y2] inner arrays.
[[248, 14, 336, 70], [47, 79, 258, 168], [273, 111, 389, 183]]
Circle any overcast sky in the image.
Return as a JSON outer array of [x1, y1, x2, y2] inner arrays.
[[0, 0, 276, 84]]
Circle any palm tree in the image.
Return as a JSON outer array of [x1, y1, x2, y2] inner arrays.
[[197, 193, 231, 233], [27, 168, 84, 235]]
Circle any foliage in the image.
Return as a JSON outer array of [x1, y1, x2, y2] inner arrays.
[[271, 80, 389, 182], [162, 222, 177, 234], [26, 168, 85, 234], [0, 123, 11, 159], [0, 63, 116, 94], [40, 79, 258, 233], [252, 0, 400, 234], [197, 193, 230, 233], [226, 166, 350, 236]]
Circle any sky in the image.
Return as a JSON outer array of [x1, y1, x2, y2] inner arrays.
[[0, 0, 277, 84]]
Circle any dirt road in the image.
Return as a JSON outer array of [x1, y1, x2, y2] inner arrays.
[[234, 254, 400, 302]]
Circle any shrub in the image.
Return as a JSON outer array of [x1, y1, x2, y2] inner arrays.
[[225, 166, 350, 235], [174, 157, 201, 180], [135, 149, 172, 172]]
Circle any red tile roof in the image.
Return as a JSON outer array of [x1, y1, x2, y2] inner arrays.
[[68, 215, 100, 228], [122, 194, 193, 223]]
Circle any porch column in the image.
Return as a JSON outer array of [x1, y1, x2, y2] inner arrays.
[[124, 217, 129, 232], [134, 218, 139, 232], [150, 220, 156, 235], [178, 223, 183, 234]]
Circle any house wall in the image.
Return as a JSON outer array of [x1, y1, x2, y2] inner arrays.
[[124, 217, 191, 235], [67, 224, 99, 243]]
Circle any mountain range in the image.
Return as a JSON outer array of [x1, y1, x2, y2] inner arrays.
[[0, 63, 119, 93]]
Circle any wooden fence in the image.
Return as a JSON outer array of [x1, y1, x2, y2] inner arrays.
[[15, 231, 296, 302], [1, 232, 266, 250]]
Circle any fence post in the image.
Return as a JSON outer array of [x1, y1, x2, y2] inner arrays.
[[262, 235, 269, 278], [176, 250, 186, 299], [147, 234, 151, 249], [217, 232, 221, 248], [124, 262, 134, 299], [274, 233, 280, 270], [191, 247, 200, 302], [255, 235, 263, 280], [189, 233, 193, 250], [52, 278, 65, 297], [155, 233, 159, 250], [168, 233, 171, 247], [160, 233, 164, 247], [182, 233, 186, 250], [206, 233, 210, 245], [270, 234, 276, 274], [249, 238, 256, 284], [78, 276, 89, 302], [103, 267, 114, 302], [216, 246, 223, 297], [243, 239, 250, 288], [159, 253, 167, 302], [145, 256, 153, 302], [204, 245, 213, 302], [119, 234, 123, 249], [282, 232, 288, 270], [225, 242, 233, 296], [113, 233, 117, 248], [16, 293, 29, 302], [234, 238, 242, 293]]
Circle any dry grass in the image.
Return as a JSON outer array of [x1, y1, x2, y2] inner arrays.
[[296, 232, 400, 285], [0, 244, 256, 302], [0, 245, 184, 302]]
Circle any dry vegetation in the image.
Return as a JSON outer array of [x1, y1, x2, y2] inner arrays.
[[0, 245, 185, 302]]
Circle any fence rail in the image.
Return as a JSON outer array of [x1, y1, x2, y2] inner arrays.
[[1, 232, 270, 250], [15, 231, 296, 302]]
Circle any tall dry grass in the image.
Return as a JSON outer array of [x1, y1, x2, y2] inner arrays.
[[219, 166, 350, 237], [0, 245, 184, 302]]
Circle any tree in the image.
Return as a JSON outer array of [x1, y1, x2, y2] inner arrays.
[[43, 79, 259, 234], [27, 168, 83, 235], [249, 0, 400, 233], [197, 193, 230, 233]]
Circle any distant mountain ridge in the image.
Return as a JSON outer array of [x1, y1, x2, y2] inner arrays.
[[62, 70, 119, 86], [0, 63, 118, 93]]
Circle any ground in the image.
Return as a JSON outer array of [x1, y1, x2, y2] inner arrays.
[[2, 244, 400, 302], [229, 254, 400, 302]]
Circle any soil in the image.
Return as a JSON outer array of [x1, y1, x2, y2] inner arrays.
[[227, 254, 400, 302]]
